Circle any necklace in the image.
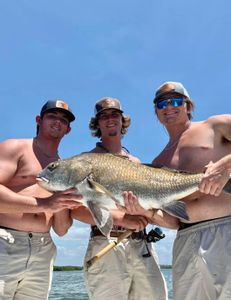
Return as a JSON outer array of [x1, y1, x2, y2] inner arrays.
[[96, 142, 129, 155], [34, 138, 59, 159]]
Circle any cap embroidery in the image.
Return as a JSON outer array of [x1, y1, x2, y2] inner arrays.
[[56, 100, 69, 110]]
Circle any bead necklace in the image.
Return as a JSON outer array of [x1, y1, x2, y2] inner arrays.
[[96, 142, 129, 155]]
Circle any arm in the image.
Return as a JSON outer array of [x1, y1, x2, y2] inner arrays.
[[121, 191, 179, 229], [71, 205, 148, 232], [52, 209, 73, 236], [199, 115, 231, 196], [0, 139, 82, 213], [0, 139, 41, 212]]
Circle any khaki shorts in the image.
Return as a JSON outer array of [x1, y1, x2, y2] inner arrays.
[[173, 216, 231, 300], [0, 228, 56, 300], [84, 236, 167, 300]]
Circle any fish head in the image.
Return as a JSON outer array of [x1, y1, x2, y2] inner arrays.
[[37, 156, 92, 192]]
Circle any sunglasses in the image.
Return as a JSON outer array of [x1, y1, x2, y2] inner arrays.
[[156, 97, 185, 110]]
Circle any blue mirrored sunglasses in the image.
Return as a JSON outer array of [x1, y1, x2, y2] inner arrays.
[[156, 97, 184, 110]]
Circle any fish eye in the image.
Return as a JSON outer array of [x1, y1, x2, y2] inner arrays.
[[48, 162, 58, 171]]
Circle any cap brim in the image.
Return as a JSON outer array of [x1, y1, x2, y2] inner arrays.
[[95, 107, 123, 116], [154, 91, 186, 103], [42, 108, 75, 122]]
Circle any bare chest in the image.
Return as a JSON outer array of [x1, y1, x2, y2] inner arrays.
[[154, 126, 230, 172]]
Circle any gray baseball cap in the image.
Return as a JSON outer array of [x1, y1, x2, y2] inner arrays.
[[94, 97, 123, 116], [153, 81, 190, 103]]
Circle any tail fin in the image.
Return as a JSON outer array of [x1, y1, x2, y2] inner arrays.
[[223, 179, 231, 194]]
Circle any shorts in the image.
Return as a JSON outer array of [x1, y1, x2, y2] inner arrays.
[[84, 236, 167, 300], [0, 228, 56, 300], [173, 216, 231, 300]]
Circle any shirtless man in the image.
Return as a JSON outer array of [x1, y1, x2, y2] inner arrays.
[[72, 97, 167, 300], [0, 100, 82, 300], [122, 82, 231, 300]]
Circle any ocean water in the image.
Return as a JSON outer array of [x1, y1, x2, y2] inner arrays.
[[49, 268, 173, 300]]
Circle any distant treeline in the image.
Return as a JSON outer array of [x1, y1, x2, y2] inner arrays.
[[54, 266, 83, 271], [53, 265, 172, 271]]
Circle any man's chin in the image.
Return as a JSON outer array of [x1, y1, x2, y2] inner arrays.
[[108, 132, 118, 137]]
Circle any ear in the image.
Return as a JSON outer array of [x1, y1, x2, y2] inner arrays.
[[36, 115, 41, 125], [66, 127, 71, 135]]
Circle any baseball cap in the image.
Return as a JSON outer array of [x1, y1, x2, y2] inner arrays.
[[40, 100, 75, 122], [94, 97, 123, 117], [153, 82, 190, 103]]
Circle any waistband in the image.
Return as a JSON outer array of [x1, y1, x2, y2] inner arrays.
[[0, 225, 51, 238], [90, 225, 145, 239], [178, 215, 231, 234]]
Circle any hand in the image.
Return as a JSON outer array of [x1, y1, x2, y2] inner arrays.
[[118, 191, 151, 217], [38, 188, 83, 212], [121, 214, 149, 232], [199, 161, 230, 196]]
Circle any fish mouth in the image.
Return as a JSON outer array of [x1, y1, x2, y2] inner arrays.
[[36, 176, 50, 183]]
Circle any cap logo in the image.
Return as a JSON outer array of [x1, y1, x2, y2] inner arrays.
[[101, 99, 117, 108], [56, 100, 69, 110]]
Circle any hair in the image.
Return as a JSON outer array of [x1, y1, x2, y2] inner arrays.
[[89, 113, 131, 138], [155, 98, 195, 120]]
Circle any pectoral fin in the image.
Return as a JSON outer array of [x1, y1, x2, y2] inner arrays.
[[87, 201, 113, 238], [87, 178, 120, 204], [163, 201, 189, 221]]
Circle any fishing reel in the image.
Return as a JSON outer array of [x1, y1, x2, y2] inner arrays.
[[142, 227, 165, 258], [146, 227, 165, 243]]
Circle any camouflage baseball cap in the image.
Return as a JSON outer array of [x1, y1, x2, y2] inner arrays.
[[40, 100, 75, 122], [153, 82, 190, 103], [94, 97, 123, 116]]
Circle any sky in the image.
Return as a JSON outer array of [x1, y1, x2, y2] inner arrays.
[[0, 0, 231, 266]]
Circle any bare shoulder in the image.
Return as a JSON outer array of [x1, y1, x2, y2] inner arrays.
[[0, 139, 30, 156], [206, 114, 231, 141], [206, 114, 231, 126]]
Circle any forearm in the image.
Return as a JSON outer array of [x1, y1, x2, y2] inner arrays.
[[71, 207, 144, 231], [71, 206, 95, 224], [52, 209, 73, 236], [0, 185, 45, 213], [148, 209, 180, 229]]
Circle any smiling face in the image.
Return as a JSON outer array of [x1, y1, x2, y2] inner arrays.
[[97, 108, 123, 137], [155, 92, 190, 126], [36, 110, 71, 139]]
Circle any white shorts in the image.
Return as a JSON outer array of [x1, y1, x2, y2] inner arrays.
[[173, 216, 231, 300]]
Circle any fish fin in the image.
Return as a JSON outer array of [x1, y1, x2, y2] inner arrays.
[[143, 164, 199, 175], [223, 179, 231, 194], [87, 201, 113, 238], [87, 178, 120, 204], [163, 201, 189, 221]]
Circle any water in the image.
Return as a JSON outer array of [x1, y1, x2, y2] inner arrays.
[[49, 268, 173, 300]]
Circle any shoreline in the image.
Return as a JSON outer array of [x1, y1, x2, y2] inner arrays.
[[53, 264, 172, 271]]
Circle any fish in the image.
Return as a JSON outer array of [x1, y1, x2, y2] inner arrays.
[[37, 153, 231, 237]]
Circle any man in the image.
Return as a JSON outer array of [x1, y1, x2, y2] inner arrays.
[[71, 97, 167, 300], [0, 100, 82, 299], [123, 82, 231, 300]]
